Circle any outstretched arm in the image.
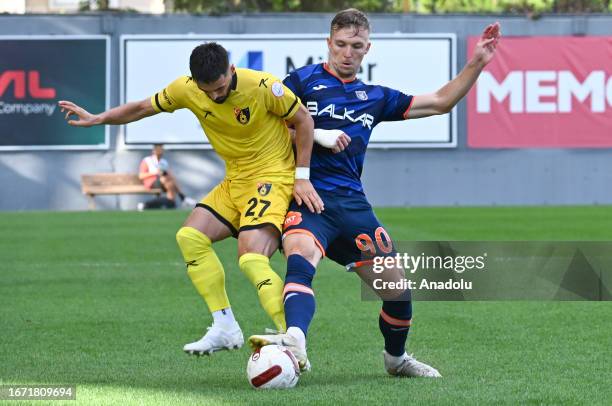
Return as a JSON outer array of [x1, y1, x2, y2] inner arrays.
[[58, 98, 157, 127], [408, 22, 501, 119]]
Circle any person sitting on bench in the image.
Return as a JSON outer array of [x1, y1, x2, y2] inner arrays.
[[138, 144, 195, 210]]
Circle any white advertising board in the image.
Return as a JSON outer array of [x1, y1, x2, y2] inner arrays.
[[121, 34, 456, 149]]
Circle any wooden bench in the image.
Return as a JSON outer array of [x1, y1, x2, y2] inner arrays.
[[81, 173, 162, 210]]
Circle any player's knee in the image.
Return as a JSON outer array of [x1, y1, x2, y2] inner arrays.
[[376, 284, 411, 302], [175, 226, 212, 258], [283, 234, 319, 264], [375, 264, 409, 300], [238, 225, 280, 256]]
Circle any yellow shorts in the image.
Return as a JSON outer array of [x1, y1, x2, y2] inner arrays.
[[199, 178, 294, 236]]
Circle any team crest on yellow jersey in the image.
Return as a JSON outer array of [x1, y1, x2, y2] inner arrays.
[[234, 107, 250, 125], [257, 182, 272, 196]]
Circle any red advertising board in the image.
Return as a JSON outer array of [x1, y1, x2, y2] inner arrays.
[[467, 37, 612, 148]]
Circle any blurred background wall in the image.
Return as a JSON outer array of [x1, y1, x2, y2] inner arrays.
[[0, 10, 611, 210]]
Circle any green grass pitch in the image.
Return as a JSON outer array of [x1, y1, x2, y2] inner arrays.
[[1, 207, 611, 404]]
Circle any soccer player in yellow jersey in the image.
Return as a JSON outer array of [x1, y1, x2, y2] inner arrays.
[[58, 43, 323, 356]]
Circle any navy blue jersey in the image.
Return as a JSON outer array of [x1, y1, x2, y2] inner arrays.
[[284, 63, 414, 193]]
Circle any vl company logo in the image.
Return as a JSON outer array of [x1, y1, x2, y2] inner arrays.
[[0, 70, 57, 117], [0, 70, 56, 99]]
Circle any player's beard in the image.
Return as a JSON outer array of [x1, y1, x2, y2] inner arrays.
[[212, 89, 231, 104]]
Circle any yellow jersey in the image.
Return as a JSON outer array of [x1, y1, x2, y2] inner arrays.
[[150, 68, 299, 181]]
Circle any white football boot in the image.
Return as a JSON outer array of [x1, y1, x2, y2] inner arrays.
[[248, 333, 311, 372], [183, 323, 244, 356], [383, 350, 442, 378]]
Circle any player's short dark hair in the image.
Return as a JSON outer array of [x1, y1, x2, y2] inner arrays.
[[189, 42, 229, 84], [330, 8, 370, 35]]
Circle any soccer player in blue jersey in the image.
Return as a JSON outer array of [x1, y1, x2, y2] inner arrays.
[[251, 9, 501, 377]]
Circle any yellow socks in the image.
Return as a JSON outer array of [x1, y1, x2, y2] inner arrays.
[[176, 227, 285, 331], [239, 253, 286, 332], [175, 227, 230, 313]]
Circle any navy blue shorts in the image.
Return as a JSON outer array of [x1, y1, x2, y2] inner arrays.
[[283, 189, 394, 268]]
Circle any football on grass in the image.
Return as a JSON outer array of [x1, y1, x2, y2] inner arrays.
[[247, 345, 300, 389]]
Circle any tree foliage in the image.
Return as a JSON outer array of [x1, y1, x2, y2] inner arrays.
[[168, 0, 612, 13]]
